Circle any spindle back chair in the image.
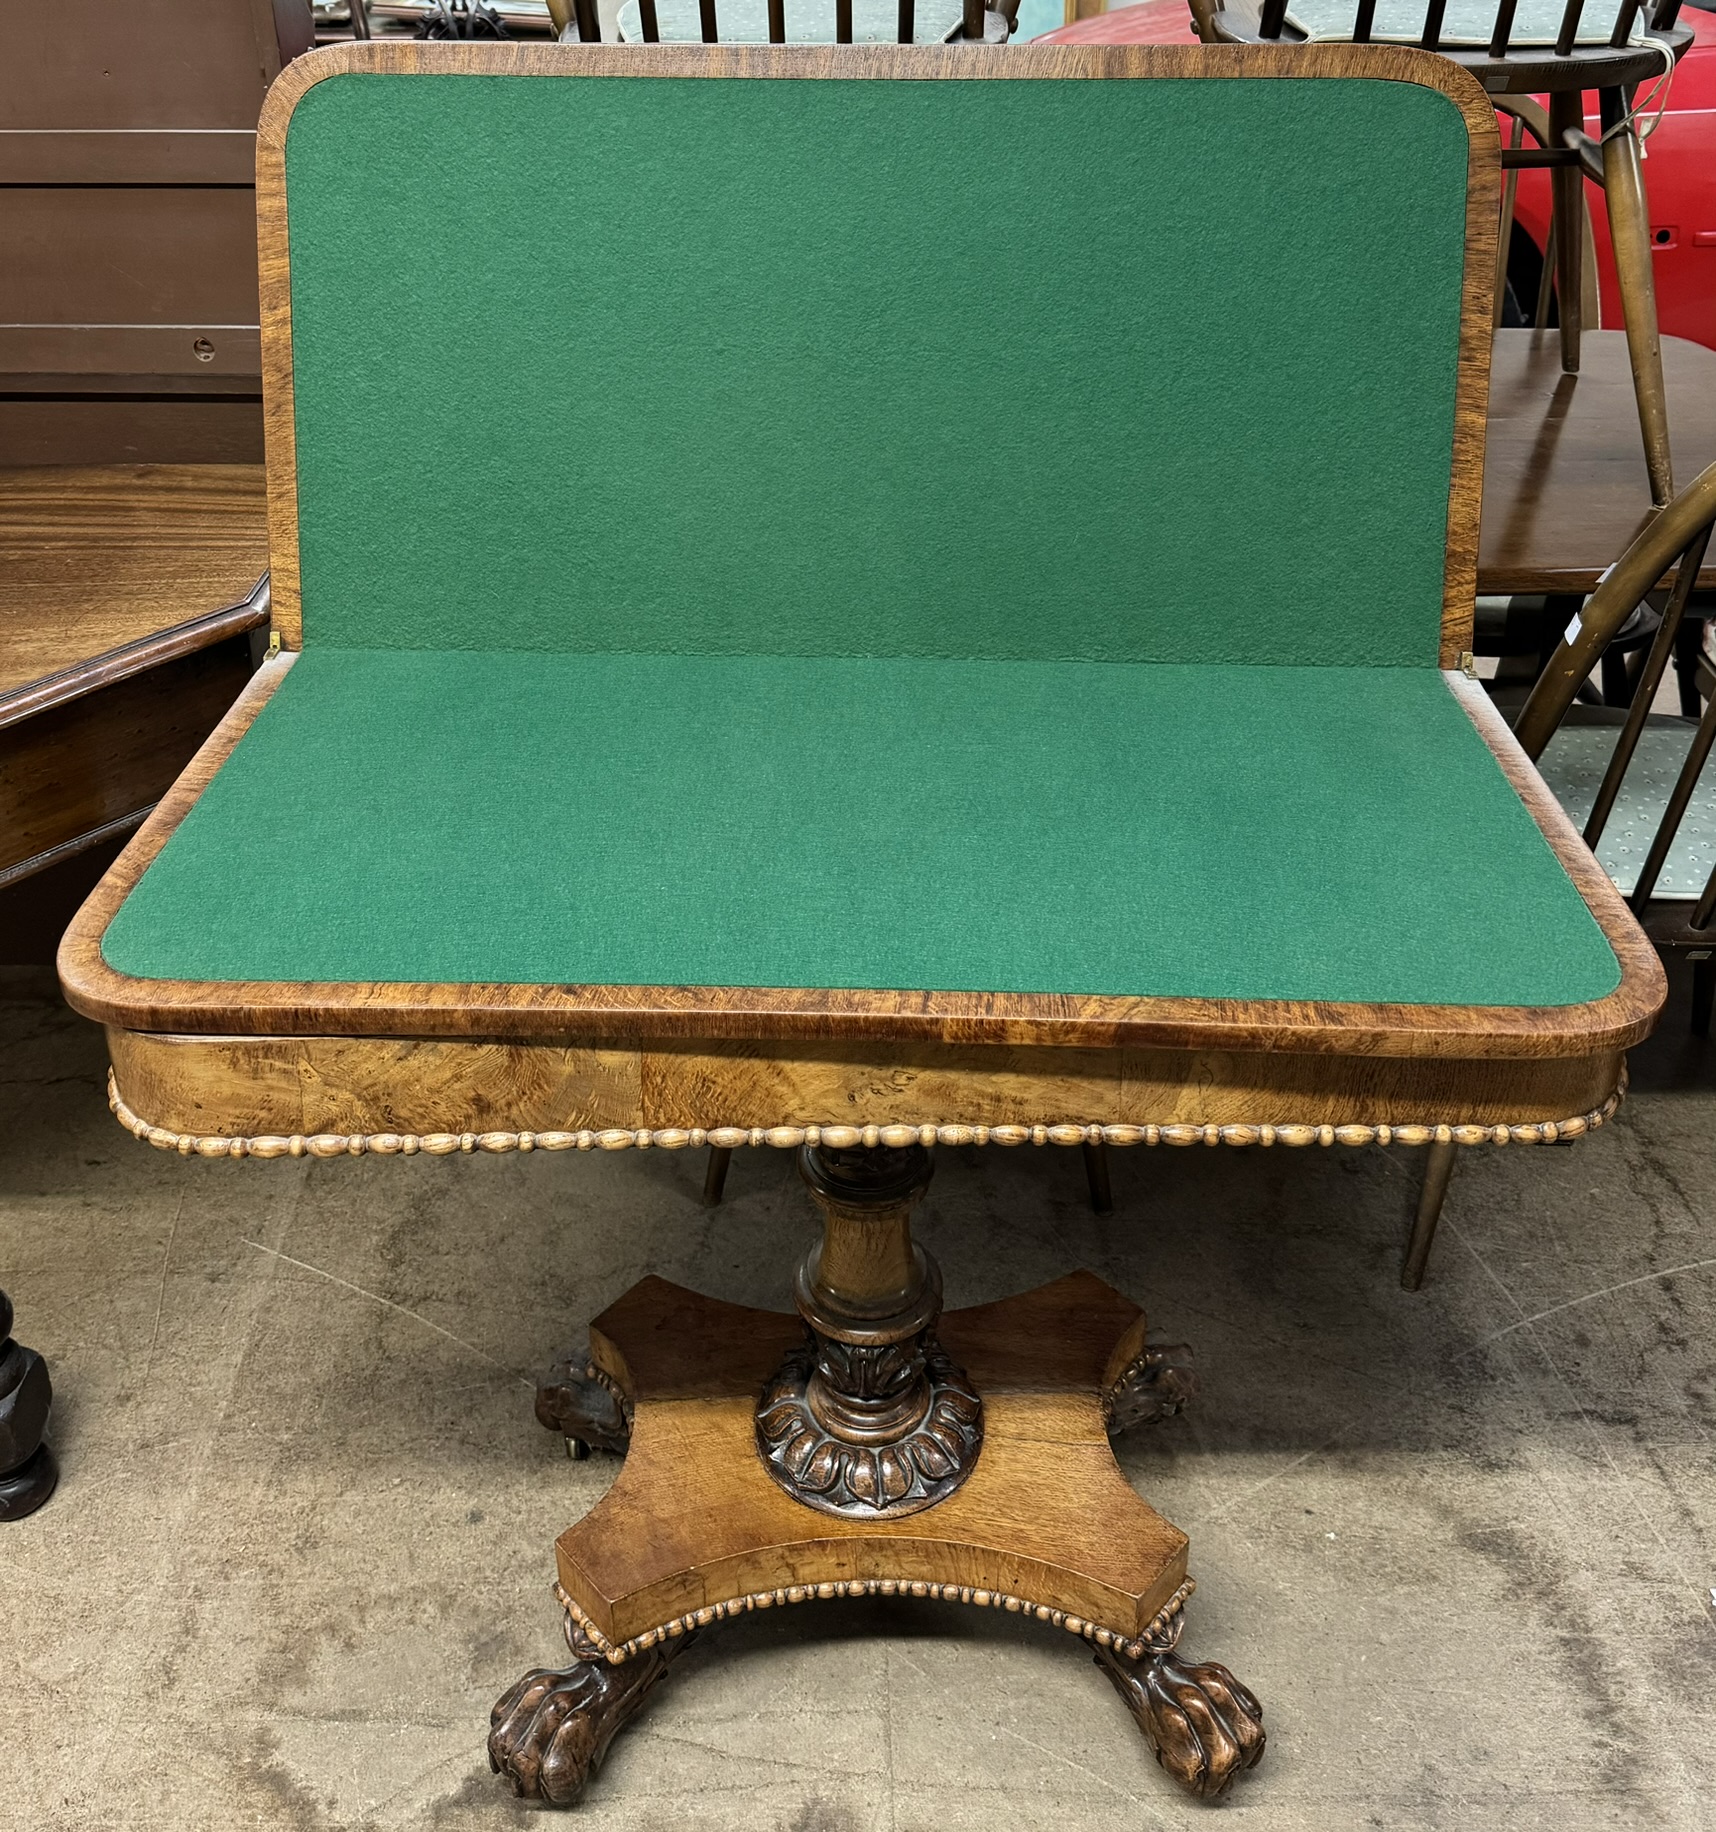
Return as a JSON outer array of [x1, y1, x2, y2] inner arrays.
[[548, 0, 1012, 42]]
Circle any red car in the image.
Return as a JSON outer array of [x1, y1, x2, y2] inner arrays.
[[1042, 2, 1716, 352]]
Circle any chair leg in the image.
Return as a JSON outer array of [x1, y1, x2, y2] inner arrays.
[[1401, 1141, 1458, 1292], [702, 1146, 732, 1207], [1600, 87, 1674, 507], [1693, 955, 1714, 1039], [1082, 1139, 1114, 1214], [1548, 91, 1585, 374], [1673, 614, 1707, 719]]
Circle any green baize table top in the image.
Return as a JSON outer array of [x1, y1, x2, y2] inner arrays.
[[95, 65, 1619, 1010], [101, 650, 1621, 1007]]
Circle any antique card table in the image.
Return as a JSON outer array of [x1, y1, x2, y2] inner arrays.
[[59, 40, 1664, 1804]]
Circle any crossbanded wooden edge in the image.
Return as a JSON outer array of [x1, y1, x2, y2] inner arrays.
[[553, 1575, 1197, 1668], [107, 1068, 1626, 1158]]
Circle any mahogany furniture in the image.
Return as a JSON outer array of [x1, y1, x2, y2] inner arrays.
[[0, 466, 269, 913], [1515, 459, 1716, 1035], [1195, 0, 1694, 506], [0, 0, 313, 467], [59, 41, 1664, 1804], [0, 1290, 56, 1521]]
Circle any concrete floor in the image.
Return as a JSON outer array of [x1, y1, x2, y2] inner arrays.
[[2, 967, 1714, 1832]]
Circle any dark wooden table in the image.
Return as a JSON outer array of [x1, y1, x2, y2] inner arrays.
[[1482, 329, 1716, 597], [0, 463, 268, 893]]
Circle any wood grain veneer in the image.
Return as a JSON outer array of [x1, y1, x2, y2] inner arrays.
[[554, 1274, 1189, 1653], [0, 465, 267, 695], [102, 1024, 1626, 1142]]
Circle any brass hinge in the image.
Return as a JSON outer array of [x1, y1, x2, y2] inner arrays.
[[265, 630, 281, 661], [1459, 650, 1477, 679]]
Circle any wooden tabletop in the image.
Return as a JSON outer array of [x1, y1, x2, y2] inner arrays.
[[0, 464, 268, 699], [1481, 330, 1716, 597]]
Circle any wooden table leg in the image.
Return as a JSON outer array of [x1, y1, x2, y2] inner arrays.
[[497, 1147, 1264, 1805], [1600, 87, 1674, 507]]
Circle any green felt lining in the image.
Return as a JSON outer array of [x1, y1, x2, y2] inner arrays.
[[282, 71, 1472, 666], [100, 651, 1621, 1007]]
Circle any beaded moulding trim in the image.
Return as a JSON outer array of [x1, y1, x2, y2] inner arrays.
[[555, 1576, 1198, 1667], [107, 1072, 1624, 1160]]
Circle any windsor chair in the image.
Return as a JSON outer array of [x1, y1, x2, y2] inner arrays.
[[548, 0, 1015, 43]]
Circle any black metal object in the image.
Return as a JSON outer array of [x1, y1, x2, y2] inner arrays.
[[0, 1289, 57, 1521], [416, 0, 511, 38]]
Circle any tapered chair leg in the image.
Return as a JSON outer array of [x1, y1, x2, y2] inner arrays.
[[1600, 89, 1674, 507], [702, 1146, 732, 1207], [1693, 956, 1714, 1039], [1548, 91, 1585, 376], [1082, 1139, 1114, 1214], [1401, 1141, 1458, 1292]]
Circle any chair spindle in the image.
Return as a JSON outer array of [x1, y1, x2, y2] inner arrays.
[[897, 0, 914, 40], [1256, 0, 1290, 37], [1487, 0, 1519, 55], [1582, 523, 1713, 849], [1694, 856, 1716, 931], [698, 0, 718, 39], [638, 0, 661, 38], [1420, 0, 1448, 48], [1630, 682, 1716, 915], [1354, 0, 1376, 39], [963, 0, 985, 34], [572, 0, 601, 39], [836, 0, 853, 39], [768, 0, 786, 39], [1651, 0, 1683, 27], [1609, 0, 1641, 44], [1554, 0, 1586, 56]]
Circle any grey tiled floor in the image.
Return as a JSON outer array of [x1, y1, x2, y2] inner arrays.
[[2, 968, 1713, 1830]]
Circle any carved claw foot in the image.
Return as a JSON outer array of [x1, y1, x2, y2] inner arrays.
[[535, 1351, 631, 1460], [1094, 1613, 1264, 1798], [488, 1639, 686, 1805], [1103, 1342, 1197, 1436]]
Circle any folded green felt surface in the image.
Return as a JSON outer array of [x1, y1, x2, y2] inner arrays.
[[282, 70, 1470, 667], [100, 652, 1619, 1007]]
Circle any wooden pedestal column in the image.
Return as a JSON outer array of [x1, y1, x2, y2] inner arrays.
[[496, 1146, 1264, 1806]]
